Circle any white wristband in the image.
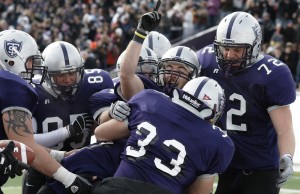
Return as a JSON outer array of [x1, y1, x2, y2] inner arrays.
[[50, 150, 66, 163], [53, 166, 76, 188]]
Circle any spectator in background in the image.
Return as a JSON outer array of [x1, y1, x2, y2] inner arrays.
[[270, 23, 285, 47], [219, 0, 234, 19], [262, 12, 275, 45], [205, 0, 221, 27], [276, 0, 298, 26], [182, 3, 194, 39], [169, 9, 183, 41], [280, 42, 299, 86], [81, 50, 98, 70], [282, 20, 297, 43], [0, 0, 299, 73]]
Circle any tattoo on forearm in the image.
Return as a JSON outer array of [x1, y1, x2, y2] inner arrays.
[[5, 110, 32, 136]]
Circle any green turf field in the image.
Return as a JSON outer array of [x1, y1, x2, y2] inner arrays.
[[2, 172, 300, 194]]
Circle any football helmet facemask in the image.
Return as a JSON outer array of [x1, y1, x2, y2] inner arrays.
[[158, 46, 200, 93], [42, 41, 84, 99], [214, 11, 262, 76], [116, 46, 158, 82], [0, 30, 45, 84], [173, 76, 225, 125]]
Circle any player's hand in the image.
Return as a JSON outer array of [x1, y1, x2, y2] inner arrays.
[[109, 101, 131, 121], [276, 154, 293, 188], [137, 11, 161, 34], [0, 141, 20, 178], [66, 175, 92, 194], [67, 114, 94, 142]]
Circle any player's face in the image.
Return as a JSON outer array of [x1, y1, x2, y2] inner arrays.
[[220, 46, 245, 66], [135, 64, 157, 81], [52, 72, 77, 86], [162, 62, 190, 89]]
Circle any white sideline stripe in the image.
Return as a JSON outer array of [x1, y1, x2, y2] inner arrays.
[[212, 183, 300, 193]]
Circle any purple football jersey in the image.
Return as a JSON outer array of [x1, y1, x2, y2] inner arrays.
[[0, 70, 38, 140], [114, 89, 235, 194], [197, 44, 296, 170], [33, 69, 113, 151]]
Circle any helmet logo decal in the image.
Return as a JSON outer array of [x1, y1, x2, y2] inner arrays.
[[252, 24, 261, 43], [203, 94, 211, 100], [4, 39, 22, 58], [182, 92, 201, 109]]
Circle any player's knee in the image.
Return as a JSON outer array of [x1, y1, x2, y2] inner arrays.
[[36, 185, 56, 194]]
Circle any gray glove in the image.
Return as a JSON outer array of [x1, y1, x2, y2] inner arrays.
[[109, 101, 131, 121], [276, 154, 293, 188]]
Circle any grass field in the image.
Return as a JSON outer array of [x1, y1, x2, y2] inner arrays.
[[2, 172, 300, 194]]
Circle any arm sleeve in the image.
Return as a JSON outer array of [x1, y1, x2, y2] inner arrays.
[[34, 127, 69, 147]]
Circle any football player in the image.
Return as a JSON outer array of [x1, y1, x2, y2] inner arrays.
[[117, 11, 200, 101], [0, 30, 92, 194], [93, 77, 235, 194], [197, 11, 295, 194], [22, 41, 114, 194], [36, 45, 159, 194]]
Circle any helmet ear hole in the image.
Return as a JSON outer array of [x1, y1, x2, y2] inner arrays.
[[8, 60, 14, 66]]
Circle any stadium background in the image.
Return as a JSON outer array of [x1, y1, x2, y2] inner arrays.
[[1, 0, 300, 193]]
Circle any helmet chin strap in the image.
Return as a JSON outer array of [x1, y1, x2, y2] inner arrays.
[[224, 64, 231, 77]]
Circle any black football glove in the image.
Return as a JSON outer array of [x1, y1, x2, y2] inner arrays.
[[66, 175, 92, 194], [67, 114, 94, 142], [0, 141, 22, 178], [138, 11, 161, 33], [133, 11, 161, 44]]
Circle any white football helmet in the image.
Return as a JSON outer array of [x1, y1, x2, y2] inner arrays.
[[116, 46, 158, 82], [0, 30, 45, 84], [158, 46, 200, 90], [214, 11, 262, 76], [173, 76, 225, 124], [143, 31, 172, 59], [42, 41, 84, 99]]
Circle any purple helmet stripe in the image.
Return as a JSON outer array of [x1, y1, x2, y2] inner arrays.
[[175, 46, 184, 57], [194, 77, 209, 97], [59, 42, 70, 66], [148, 33, 153, 50], [226, 12, 240, 39]]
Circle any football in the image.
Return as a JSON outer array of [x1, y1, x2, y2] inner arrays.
[[0, 140, 35, 165]]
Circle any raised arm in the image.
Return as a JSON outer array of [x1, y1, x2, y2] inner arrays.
[[119, 11, 161, 101]]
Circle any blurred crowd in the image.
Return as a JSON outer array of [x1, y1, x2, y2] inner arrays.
[[1, 0, 300, 89]]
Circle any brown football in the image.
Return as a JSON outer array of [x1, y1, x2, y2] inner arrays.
[[0, 140, 35, 165]]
